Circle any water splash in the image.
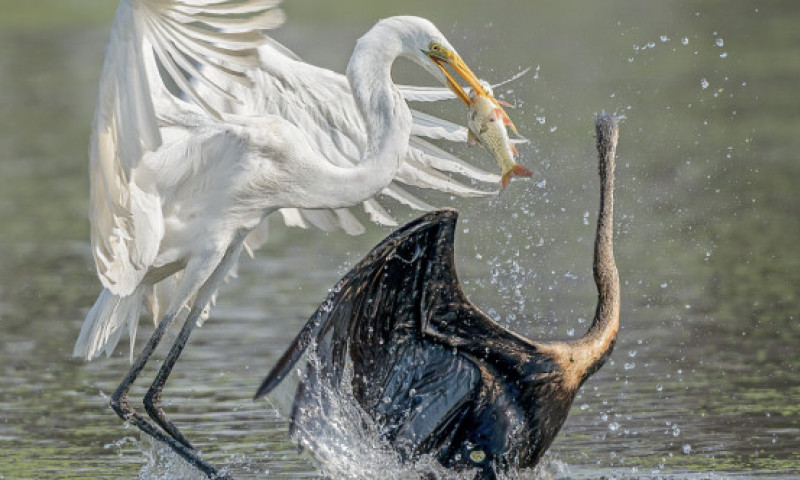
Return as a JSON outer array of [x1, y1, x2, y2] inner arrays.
[[264, 349, 571, 479], [139, 437, 210, 480]]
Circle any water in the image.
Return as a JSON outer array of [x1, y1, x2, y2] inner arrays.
[[1, 0, 798, 478]]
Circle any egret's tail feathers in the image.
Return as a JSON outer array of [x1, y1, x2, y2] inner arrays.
[[73, 287, 145, 362]]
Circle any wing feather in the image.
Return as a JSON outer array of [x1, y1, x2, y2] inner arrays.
[[410, 137, 500, 183], [201, 40, 502, 247], [410, 110, 469, 142], [255, 209, 462, 399], [396, 155, 495, 197], [91, 0, 280, 294], [381, 184, 434, 212], [398, 67, 531, 103], [279, 208, 309, 229], [361, 199, 398, 227], [255, 210, 484, 452]]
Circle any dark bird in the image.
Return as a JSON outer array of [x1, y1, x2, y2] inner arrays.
[[256, 116, 620, 479]]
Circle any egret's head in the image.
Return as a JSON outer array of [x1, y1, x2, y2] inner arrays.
[[372, 16, 486, 106], [420, 39, 488, 106], [354, 16, 500, 108], [413, 24, 516, 132]]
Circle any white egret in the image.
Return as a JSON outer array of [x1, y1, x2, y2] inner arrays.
[[72, 1, 513, 477]]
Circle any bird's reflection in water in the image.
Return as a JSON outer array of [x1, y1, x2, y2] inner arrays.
[[258, 117, 620, 479]]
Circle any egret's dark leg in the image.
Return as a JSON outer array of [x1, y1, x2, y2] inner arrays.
[[144, 305, 202, 449], [141, 241, 244, 475], [110, 312, 225, 479]]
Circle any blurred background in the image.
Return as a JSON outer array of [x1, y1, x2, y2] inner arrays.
[[0, 0, 797, 478]]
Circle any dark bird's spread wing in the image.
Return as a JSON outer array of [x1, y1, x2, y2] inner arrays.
[[255, 209, 488, 454]]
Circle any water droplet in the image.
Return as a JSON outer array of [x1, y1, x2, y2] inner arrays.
[[657, 384, 663, 392], [660, 35, 670, 42], [660, 282, 668, 289], [581, 403, 589, 410], [700, 78, 709, 90], [564, 271, 578, 280], [608, 422, 620, 432], [582, 211, 590, 225], [536, 116, 546, 124], [682, 443, 692, 455], [567, 328, 575, 337], [628, 350, 637, 358], [624, 362, 635, 370], [720, 52, 728, 58], [681, 37, 689, 45], [715, 38, 724, 47]]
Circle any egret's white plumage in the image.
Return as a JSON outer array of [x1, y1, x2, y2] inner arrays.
[[72, 2, 522, 475], [74, 1, 503, 364]]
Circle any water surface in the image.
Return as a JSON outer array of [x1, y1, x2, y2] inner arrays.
[[0, 1, 798, 478]]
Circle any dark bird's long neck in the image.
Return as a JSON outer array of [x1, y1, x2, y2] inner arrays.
[[572, 115, 620, 381], [419, 117, 620, 387]]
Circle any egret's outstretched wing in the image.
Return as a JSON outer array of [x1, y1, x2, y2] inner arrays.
[[263, 67, 536, 237], [199, 40, 501, 246], [90, 0, 281, 295]]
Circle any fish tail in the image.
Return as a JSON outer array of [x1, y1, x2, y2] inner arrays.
[[501, 171, 513, 190], [500, 163, 534, 191], [513, 162, 533, 178]]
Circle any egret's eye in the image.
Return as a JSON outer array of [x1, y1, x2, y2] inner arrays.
[[429, 41, 442, 53]]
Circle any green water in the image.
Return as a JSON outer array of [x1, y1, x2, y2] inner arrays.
[[0, 1, 798, 478]]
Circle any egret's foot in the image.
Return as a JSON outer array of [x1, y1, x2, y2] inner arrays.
[[144, 385, 195, 450], [110, 392, 223, 478]]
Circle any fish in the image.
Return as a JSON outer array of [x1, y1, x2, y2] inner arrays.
[[467, 83, 532, 190]]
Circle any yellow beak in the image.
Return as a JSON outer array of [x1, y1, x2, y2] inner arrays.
[[429, 52, 481, 105], [428, 50, 519, 134]]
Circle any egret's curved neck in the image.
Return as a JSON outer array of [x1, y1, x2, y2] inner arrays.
[[328, 28, 411, 205]]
